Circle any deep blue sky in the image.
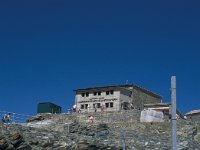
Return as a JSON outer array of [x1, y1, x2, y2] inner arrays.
[[0, 0, 200, 115]]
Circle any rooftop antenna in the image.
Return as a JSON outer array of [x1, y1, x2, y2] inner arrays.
[[171, 76, 177, 150], [126, 80, 129, 84]]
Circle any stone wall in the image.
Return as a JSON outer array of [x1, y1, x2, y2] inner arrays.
[[187, 114, 200, 124], [131, 88, 161, 110], [76, 110, 141, 124]]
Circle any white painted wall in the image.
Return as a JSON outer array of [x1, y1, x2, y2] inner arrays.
[[76, 90, 121, 113]]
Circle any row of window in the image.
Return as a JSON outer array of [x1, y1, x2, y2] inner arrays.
[[80, 102, 114, 109], [81, 90, 114, 97], [105, 102, 113, 108]]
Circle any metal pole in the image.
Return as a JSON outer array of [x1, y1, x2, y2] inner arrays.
[[13, 113, 15, 123], [171, 76, 177, 150], [120, 129, 126, 150]]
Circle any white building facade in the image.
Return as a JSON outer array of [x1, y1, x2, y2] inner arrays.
[[75, 85, 132, 113], [74, 84, 162, 113]]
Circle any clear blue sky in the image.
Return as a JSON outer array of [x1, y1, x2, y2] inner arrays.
[[0, 0, 200, 115]]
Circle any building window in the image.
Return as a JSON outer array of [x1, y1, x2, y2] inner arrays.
[[106, 91, 109, 95], [110, 90, 114, 95], [86, 92, 89, 97], [106, 90, 114, 95], [105, 102, 114, 108], [81, 93, 85, 97], [110, 102, 113, 108], [94, 92, 97, 96], [81, 104, 84, 109], [85, 104, 88, 109], [129, 92, 132, 97], [98, 91, 101, 96], [97, 103, 101, 108], [105, 103, 109, 108], [93, 103, 99, 108]]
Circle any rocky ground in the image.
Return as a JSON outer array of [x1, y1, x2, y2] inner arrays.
[[0, 112, 200, 150]]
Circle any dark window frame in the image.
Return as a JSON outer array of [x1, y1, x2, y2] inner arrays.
[[106, 91, 109, 95], [86, 92, 89, 97], [110, 102, 113, 108], [110, 90, 114, 95], [97, 103, 101, 108], [105, 103, 109, 108], [93, 104, 96, 108], [98, 91, 101, 96], [81, 104, 84, 109], [81, 93, 85, 97], [129, 91, 132, 97]]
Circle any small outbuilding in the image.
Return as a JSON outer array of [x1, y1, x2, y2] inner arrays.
[[143, 103, 184, 120], [186, 109, 200, 123], [37, 102, 62, 114]]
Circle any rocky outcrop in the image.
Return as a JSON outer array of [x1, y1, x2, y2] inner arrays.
[[0, 122, 121, 150], [26, 115, 44, 123], [26, 114, 54, 123], [0, 133, 31, 150], [0, 112, 200, 150]]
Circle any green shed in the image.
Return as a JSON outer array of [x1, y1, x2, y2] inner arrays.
[[37, 102, 62, 114]]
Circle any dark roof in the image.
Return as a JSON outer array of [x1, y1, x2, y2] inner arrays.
[[74, 84, 132, 92], [74, 84, 162, 99], [38, 102, 62, 108], [131, 84, 162, 99], [144, 103, 171, 107]]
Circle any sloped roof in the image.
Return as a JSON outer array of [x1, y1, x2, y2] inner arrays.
[[74, 84, 162, 99], [186, 109, 200, 116], [74, 84, 133, 92]]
